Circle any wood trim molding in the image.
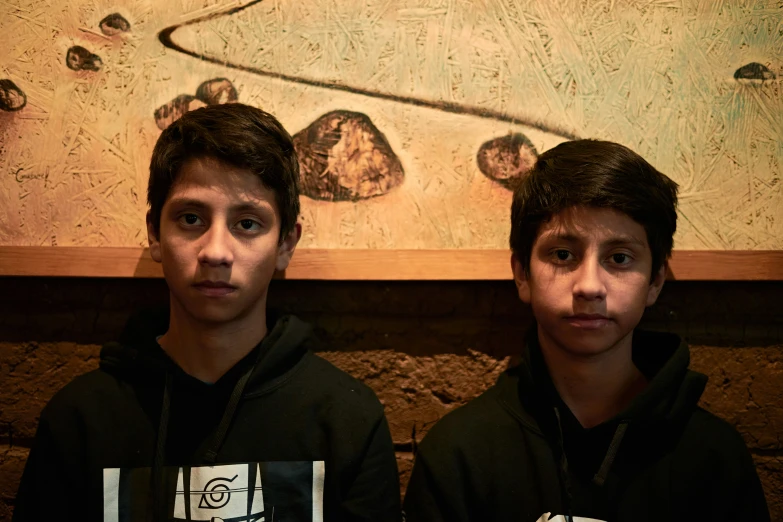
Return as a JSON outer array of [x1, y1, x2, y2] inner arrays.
[[0, 247, 781, 280]]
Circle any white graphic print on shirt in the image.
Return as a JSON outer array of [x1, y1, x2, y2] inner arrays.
[[103, 461, 325, 521], [536, 513, 607, 522]]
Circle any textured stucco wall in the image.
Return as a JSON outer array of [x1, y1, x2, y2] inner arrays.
[[1, 278, 781, 520]]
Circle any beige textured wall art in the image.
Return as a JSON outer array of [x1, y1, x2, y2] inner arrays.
[[0, 0, 780, 250]]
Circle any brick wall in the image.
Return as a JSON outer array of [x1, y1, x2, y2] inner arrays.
[[1, 277, 781, 520]]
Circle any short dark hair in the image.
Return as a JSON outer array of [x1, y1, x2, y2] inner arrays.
[[510, 139, 678, 277], [148, 103, 300, 241]]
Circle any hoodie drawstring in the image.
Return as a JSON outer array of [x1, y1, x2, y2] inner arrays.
[[592, 421, 628, 487], [202, 357, 259, 464], [152, 370, 173, 520], [553, 407, 575, 522], [553, 409, 630, 520]]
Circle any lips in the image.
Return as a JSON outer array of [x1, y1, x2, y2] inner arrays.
[[566, 313, 611, 329], [193, 280, 237, 297]]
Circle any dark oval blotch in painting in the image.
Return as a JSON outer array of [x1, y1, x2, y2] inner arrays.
[[293, 110, 405, 202], [0, 79, 27, 112], [66, 46, 103, 72], [477, 133, 539, 190], [734, 62, 776, 81], [99, 13, 131, 36]]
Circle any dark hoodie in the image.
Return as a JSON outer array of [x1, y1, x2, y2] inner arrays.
[[403, 330, 769, 522], [14, 310, 401, 522]]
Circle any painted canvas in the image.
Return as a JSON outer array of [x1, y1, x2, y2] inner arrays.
[[1, 0, 780, 250]]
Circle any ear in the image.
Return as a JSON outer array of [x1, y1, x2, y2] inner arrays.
[[646, 262, 667, 306], [511, 253, 532, 304], [146, 212, 162, 263], [275, 222, 302, 271]]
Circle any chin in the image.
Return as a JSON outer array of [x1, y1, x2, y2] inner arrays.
[[554, 333, 625, 357], [566, 343, 618, 357], [188, 307, 241, 325]]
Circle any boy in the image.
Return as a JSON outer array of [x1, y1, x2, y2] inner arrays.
[[403, 140, 769, 522], [14, 103, 401, 521]]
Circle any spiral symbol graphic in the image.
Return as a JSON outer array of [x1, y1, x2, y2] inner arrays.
[[198, 474, 238, 509]]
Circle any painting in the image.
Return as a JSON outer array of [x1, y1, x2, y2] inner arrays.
[[0, 0, 781, 255]]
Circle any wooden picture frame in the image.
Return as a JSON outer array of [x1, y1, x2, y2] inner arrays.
[[1, 247, 781, 280]]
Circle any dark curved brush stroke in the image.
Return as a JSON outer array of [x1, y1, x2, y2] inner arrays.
[[158, 0, 579, 140]]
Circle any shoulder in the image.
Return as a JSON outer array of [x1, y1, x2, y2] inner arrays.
[[689, 408, 749, 445], [681, 407, 756, 471], [418, 377, 518, 456], [44, 369, 114, 408], [39, 367, 129, 426], [673, 408, 769, 517], [308, 354, 381, 396], [287, 353, 387, 419], [433, 385, 506, 429]]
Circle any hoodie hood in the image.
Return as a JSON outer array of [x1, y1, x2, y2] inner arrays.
[[498, 329, 707, 436], [516, 329, 708, 430], [497, 329, 708, 518], [100, 306, 316, 394]]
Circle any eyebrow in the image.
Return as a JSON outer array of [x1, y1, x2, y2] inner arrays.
[[540, 232, 646, 248], [603, 236, 646, 248], [167, 198, 272, 213]]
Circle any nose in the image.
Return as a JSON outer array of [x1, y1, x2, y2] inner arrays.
[[197, 224, 234, 267], [573, 256, 606, 301]]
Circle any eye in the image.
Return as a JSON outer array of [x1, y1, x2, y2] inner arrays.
[[179, 213, 203, 226], [552, 249, 574, 263], [236, 218, 262, 232], [611, 253, 631, 264]]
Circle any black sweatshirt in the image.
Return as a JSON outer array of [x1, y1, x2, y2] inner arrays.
[[14, 311, 401, 522], [403, 330, 769, 522]]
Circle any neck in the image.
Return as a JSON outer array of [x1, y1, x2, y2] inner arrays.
[[538, 326, 646, 429], [158, 296, 269, 384]]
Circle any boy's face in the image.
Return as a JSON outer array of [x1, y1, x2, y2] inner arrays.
[[512, 206, 666, 358], [147, 156, 300, 325]]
